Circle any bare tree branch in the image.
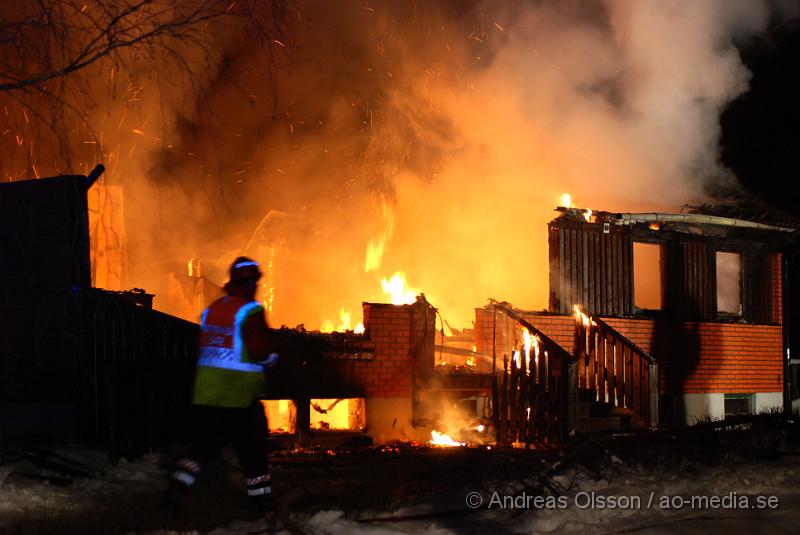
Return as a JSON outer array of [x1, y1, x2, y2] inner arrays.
[[0, 1, 239, 91], [0, 0, 290, 181]]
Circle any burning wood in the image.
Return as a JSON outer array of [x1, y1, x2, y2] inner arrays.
[[572, 304, 595, 328], [429, 430, 465, 447]]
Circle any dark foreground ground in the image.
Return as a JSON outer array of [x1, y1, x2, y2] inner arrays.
[[1, 414, 800, 534]]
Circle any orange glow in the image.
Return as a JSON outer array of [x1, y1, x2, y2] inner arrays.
[[339, 308, 353, 331], [572, 304, 596, 327], [561, 193, 593, 221], [261, 242, 278, 315], [321, 307, 365, 333], [2, 0, 736, 343], [381, 271, 419, 305], [365, 240, 385, 273], [186, 257, 202, 278], [522, 326, 532, 372], [430, 430, 465, 447], [513, 326, 541, 371], [573, 304, 589, 326], [310, 398, 365, 430], [365, 196, 395, 273], [261, 400, 295, 433]]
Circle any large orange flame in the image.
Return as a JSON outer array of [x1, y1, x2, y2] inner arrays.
[[430, 430, 465, 447], [365, 196, 395, 273], [381, 271, 419, 305]]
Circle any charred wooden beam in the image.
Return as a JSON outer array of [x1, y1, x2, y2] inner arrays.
[[85, 164, 105, 190]]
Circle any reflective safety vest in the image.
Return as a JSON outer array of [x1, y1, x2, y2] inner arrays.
[[192, 296, 267, 408]]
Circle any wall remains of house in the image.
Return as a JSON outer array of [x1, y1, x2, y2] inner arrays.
[[602, 317, 782, 394], [476, 255, 784, 396], [325, 300, 435, 399], [324, 300, 435, 442]]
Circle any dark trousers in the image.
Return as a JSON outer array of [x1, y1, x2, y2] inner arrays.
[[173, 401, 271, 498]]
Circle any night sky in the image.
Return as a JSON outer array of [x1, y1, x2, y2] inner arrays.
[[722, 19, 800, 215], [722, 17, 800, 364]]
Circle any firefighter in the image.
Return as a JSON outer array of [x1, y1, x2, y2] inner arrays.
[[169, 256, 278, 516]]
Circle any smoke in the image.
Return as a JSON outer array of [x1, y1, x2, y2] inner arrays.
[[274, 0, 773, 328], [136, 0, 781, 328], [5, 1, 786, 328]]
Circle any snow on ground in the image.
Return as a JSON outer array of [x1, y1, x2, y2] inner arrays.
[[2, 439, 800, 534], [508, 454, 800, 534]]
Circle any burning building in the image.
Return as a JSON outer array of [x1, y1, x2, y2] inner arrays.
[[2, 165, 799, 458], [477, 203, 798, 435], [0, 170, 494, 456]]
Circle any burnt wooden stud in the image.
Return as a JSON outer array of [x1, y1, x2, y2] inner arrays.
[[649, 363, 659, 427], [632, 348, 641, 412], [597, 328, 607, 403], [499, 355, 509, 444]]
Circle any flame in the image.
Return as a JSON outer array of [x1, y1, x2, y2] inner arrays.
[[572, 304, 595, 327], [561, 193, 593, 222], [430, 430, 465, 447], [365, 196, 395, 273], [187, 257, 201, 278], [338, 308, 353, 331], [514, 327, 542, 372], [476, 424, 485, 432], [522, 327, 532, 373], [381, 271, 418, 305], [466, 355, 477, 367], [365, 241, 385, 273], [320, 307, 365, 333]]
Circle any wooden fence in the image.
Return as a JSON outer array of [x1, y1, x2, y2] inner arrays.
[[574, 313, 658, 427], [76, 289, 199, 460], [490, 302, 573, 447]]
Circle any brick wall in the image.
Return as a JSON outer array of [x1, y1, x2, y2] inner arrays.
[[327, 299, 436, 398], [476, 305, 784, 395]]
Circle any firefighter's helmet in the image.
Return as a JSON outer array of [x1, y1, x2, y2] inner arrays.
[[229, 256, 262, 283]]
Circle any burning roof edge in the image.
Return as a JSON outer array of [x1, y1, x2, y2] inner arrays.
[[615, 212, 795, 232], [554, 206, 799, 233]]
